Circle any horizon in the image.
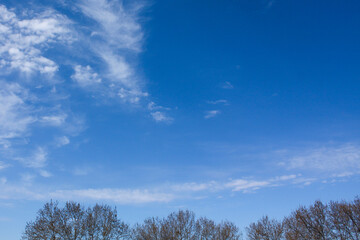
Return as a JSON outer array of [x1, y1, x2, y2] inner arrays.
[[0, 0, 360, 239]]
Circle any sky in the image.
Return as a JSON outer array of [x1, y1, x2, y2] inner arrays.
[[0, 0, 360, 238]]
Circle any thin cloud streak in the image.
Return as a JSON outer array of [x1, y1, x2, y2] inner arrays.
[[278, 143, 360, 175], [0, 174, 310, 204], [74, 0, 147, 104], [204, 110, 221, 119]]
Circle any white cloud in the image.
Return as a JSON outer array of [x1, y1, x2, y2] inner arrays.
[[225, 174, 298, 193], [39, 170, 52, 178], [50, 188, 174, 204], [71, 65, 102, 87], [226, 179, 271, 192], [0, 173, 312, 203], [40, 114, 67, 127], [151, 111, 173, 123], [148, 101, 171, 111], [74, 0, 148, 104], [207, 99, 229, 105], [55, 136, 70, 147], [0, 180, 44, 200], [21, 173, 36, 185], [0, 5, 72, 75], [204, 110, 221, 119], [283, 144, 360, 174], [168, 174, 299, 194], [0, 81, 35, 145], [171, 181, 219, 192], [117, 87, 148, 104], [221, 81, 234, 89], [0, 161, 10, 170], [16, 147, 48, 169], [77, 0, 143, 51]]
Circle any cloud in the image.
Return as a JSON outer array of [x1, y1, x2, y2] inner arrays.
[[39, 170, 52, 178], [207, 99, 229, 105], [0, 5, 80, 156], [16, 147, 48, 169], [71, 65, 102, 87], [0, 173, 319, 203], [151, 111, 173, 123], [0, 161, 10, 170], [221, 81, 234, 89], [50, 188, 174, 204], [281, 144, 360, 175], [40, 114, 67, 127], [73, 0, 148, 104], [0, 5, 72, 75], [171, 181, 220, 192], [168, 174, 299, 194], [73, 167, 91, 176], [226, 175, 298, 192], [226, 179, 271, 192], [77, 0, 143, 51], [204, 110, 221, 119], [0, 81, 35, 145], [148, 102, 173, 123], [0, 179, 44, 200], [55, 136, 70, 147]]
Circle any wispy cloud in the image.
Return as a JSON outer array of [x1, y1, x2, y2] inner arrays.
[[0, 81, 35, 146], [0, 174, 307, 203], [40, 114, 67, 127], [204, 110, 221, 119], [226, 174, 298, 193], [221, 81, 234, 89], [50, 188, 174, 204], [73, 167, 92, 176], [16, 147, 48, 169], [0, 5, 82, 174], [151, 111, 173, 123], [71, 65, 102, 87], [148, 102, 173, 123], [207, 99, 229, 105], [55, 136, 70, 147], [74, 0, 147, 104], [0, 161, 10, 170], [168, 174, 299, 194], [279, 143, 360, 175]]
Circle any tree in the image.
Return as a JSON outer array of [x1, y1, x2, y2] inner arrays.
[[195, 217, 217, 239], [132, 210, 241, 240], [246, 216, 283, 240], [132, 217, 162, 240], [22, 201, 129, 240], [283, 200, 331, 240], [215, 221, 241, 240]]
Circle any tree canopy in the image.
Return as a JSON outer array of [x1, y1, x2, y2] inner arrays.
[[23, 197, 360, 240]]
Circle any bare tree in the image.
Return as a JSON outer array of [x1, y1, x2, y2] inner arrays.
[[195, 217, 217, 240], [247, 216, 283, 240], [23, 200, 62, 240], [22, 201, 129, 240], [132, 210, 241, 240], [283, 200, 331, 240], [160, 210, 197, 240], [215, 221, 241, 240], [328, 198, 360, 240], [57, 201, 86, 239], [132, 217, 162, 240]]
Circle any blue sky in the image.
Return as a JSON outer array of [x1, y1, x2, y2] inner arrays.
[[0, 0, 360, 238]]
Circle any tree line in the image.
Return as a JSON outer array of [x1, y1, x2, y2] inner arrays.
[[22, 196, 360, 240]]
